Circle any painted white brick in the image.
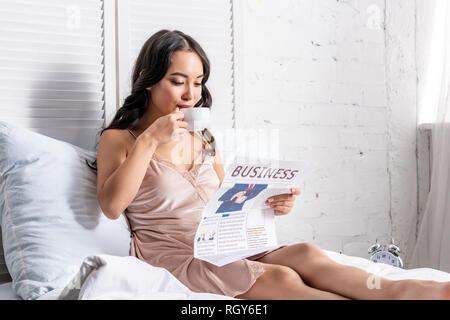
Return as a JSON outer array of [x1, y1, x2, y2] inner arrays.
[[336, 41, 364, 64], [361, 65, 386, 86], [279, 81, 318, 103], [329, 83, 364, 105], [234, 0, 416, 261], [314, 237, 343, 253], [249, 102, 301, 127], [298, 104, 355, 126], [362, 132, 388, 151], [368, 215, 392, 236], [276, 217, 314, 244], [273, 60, 337, 83], [311, 43, 338, 61], [246, 79, 283, 103], [338, 129, 388, 152], [362, 85, 388, 107], [296, 202, 327, 219], [309, 167, 388, 195], [360, 28, 385, 45], [354, 107, 387, 128], [270, 39, 312, 59], [337, 61, 364, 84], [230, 127, 281, 161], [272, 60, 306, 82], [315, 218, 368, 237], [311, 62, 338, 83], [363, 42, 385, 65], [342, 240, 373, 257], [337, 128, 365, 149], [356, 0, 386, 14], [279, 126, 341, 149], [295, 146, 360, 163]]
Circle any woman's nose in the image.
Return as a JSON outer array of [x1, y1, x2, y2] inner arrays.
[[182, 85, 194, 100]]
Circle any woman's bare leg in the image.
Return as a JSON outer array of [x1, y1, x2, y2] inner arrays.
[[257, 243, 450, 300], [235, 263, 349, 300]]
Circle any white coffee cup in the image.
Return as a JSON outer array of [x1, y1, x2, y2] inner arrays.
[[180, 107, 210, 131]]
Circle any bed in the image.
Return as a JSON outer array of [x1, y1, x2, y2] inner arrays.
[[0, 120, 449, 300], [0, 250, 448, 300]]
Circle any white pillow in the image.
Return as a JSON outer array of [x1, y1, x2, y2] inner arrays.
[[0, 121, 131, 300]]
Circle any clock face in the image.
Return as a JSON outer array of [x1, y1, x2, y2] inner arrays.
[[370, 251, 401, 268]]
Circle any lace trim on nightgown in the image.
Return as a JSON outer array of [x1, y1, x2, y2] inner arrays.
[[151, 151, 204, 178], [130, 129, 213, 204], [127, 128, 209, 179], [151, 152, 213, 205], [247, 260, 265, 277]]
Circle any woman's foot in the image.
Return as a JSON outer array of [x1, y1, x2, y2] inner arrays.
[[395, 280, 450, 300]]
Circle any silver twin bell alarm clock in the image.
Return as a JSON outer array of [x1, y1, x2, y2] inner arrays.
[[368, 237, 404, 268]]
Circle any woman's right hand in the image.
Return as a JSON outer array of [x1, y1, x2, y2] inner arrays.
[[139, 107, 189, 145]]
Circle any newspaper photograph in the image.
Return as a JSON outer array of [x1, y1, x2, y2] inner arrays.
[[194, 157, 315, 266]]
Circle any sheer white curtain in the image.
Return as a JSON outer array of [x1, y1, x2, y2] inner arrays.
[[411, 0, 450, 272]]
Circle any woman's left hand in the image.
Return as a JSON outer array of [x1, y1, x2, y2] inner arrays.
[[265, 188, 301, 216]]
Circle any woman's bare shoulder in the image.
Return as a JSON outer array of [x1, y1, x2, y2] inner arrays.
[[100, 128, 126, 140], [98, 129, 134, 155]]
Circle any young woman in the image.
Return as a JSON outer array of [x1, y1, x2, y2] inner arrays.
[[95, 29, 450, 299]]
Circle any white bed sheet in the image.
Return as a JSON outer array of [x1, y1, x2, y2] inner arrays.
[[0, 282, 20, 300], [324, 250, 450, 282], [0, 282, 62, 300], [1, 250, 449, 300]]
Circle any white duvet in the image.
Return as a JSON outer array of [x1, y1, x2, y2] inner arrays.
[[57, 254, 232, 300], [56, 251, 450, 300]]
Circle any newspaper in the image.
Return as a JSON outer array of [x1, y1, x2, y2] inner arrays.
[[194, 157, 314, 267]]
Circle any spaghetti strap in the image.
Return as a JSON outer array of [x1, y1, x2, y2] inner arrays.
[[127, 129, 137, 139]]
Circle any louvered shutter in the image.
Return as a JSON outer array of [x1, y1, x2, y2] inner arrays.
[[117, 0, 235, 139], [0, 0, 115, 151], [0, 0, 116, 284]]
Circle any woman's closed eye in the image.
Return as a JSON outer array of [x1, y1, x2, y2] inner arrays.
[[171, 80, 202, 86]]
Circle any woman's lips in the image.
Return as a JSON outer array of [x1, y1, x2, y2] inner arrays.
[[177, 105, 192, 108]]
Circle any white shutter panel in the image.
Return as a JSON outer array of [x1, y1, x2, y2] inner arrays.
[[117, 0, 235, 137], [0, 0, 110, 151]]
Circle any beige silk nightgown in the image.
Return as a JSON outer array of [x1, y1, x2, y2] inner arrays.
[[125, 130, 277, 297]]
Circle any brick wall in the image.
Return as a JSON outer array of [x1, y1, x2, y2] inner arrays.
[[231, 0, 417, 263]]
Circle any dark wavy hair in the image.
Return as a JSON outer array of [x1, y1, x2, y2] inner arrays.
[[88, 30, 216, 170]]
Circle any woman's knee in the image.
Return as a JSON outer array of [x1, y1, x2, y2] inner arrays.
[[263, 264, 303, 286], [294, 242, 325, 259], [235, 264, 306, 299]]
